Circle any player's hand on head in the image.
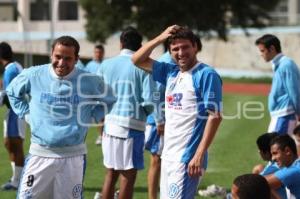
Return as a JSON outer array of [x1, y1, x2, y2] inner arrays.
[[158, 25, 180, 42]]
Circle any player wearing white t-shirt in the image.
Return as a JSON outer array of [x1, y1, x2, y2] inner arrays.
[[132, 26, 222, 199]]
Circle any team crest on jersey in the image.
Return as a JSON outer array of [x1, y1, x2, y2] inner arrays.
[[72, 184, 82, 198], [168, 183, 180, 198], [166, 93, 183, 110]]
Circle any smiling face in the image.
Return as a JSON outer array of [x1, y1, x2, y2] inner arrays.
[[51, 44, 78, 77], [169, 38, 198, 72], [271, 144, 292, 168]]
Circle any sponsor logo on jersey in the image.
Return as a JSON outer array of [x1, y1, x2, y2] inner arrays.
[[166, 93, 183, 110]]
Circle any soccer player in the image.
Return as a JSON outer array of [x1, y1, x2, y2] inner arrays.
[[0, 42, 26, 190], [265, 135, 300, 198], [6, 36, 115, 198], [231, 174, 271, 199], [252, 133, 287, 199], [132, 25, 223, 199], [85, 44, 105, 145], [85, 44, 105, 74], [255, 34, 300, 135], [96, 27, 156, 199]]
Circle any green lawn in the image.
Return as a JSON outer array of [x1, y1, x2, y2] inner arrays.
[[0, 93, 269, 199]]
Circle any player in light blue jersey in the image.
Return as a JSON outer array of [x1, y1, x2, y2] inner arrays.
[[86, 44, 104, 74], [251, 133, 287, 199], [132, 26, 222, 199], [255, 35, 300, 136], [0, 42, 26, 191], [6, 36, 115, 199], [95, 27, 156, 199], [265, 135, 300, 198], [85, 44, 105, 145]]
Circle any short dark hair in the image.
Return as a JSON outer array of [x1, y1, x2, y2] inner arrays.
[[233, 174, 270, 199], [256, 132, 278, 153], [52, 36, 80, 57], [293, 124, 300, 136], [270, 134, 297, 155], [194, 34, 202, 52], [255, 34, 281, 53], [0, 42, 13, 61], [167, 26, 198, 50], [120, 27, 142, 51], [95, 44, 104, 52]]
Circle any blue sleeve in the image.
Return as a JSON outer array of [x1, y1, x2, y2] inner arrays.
[[3, 67, 19, 89], [282, 62, 300, 115], [201, 71, 223, 112], [260, 162, 279, 176], [152, 61, 176, 86], [274, 166, 300, 187], [5, 69, 31, 118]]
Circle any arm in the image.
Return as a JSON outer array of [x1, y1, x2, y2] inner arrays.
[[187, 112, 222, 177], [132, 25, 179, 73], [265, 174, 283, 190], [5, 71, 31, 118]]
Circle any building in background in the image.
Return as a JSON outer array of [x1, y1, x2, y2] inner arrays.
[[0, 0, 300, 76]]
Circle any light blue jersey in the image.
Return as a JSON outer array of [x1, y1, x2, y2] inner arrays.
[[98, 49, 157, 137], [3, 62, 25, 138], [260, 161, 287, 199], [6, 64, 115, 157], [274, 159, 300, 198], [3, 62, 22, 89], [85, 60, 101, 74], [152, 61, 222, 166], [75, 59, 85, 70], [269, 53, 300, 117]]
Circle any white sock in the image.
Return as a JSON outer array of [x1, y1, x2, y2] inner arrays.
[[10, 162, 15, 182], [11, 165, 23, 187]]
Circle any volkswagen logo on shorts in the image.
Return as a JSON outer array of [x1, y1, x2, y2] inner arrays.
[[72, 184, 82, 198], [168, 183, 180, 198]]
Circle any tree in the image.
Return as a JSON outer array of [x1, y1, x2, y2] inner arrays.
[[79, 0, 280, 43]]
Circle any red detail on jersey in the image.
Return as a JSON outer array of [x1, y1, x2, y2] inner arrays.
[[166, 95, 174, 103]]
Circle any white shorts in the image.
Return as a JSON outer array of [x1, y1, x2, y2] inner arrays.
[[17, 154, 86, 199], [268, 114, 297, 136], [144, 124, 164, 155], [160, 159, 205, 199], [102, 132, 144, 170], [3, 109, 26, 139]]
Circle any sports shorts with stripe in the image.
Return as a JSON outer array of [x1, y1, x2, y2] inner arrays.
[[3, 109, 26, 139], [17, 155, 86, 199], [144, 124, 164, 156], [102, 128, 145, 170]]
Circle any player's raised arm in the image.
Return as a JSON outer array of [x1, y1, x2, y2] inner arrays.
[[132, 25, 180, 73]]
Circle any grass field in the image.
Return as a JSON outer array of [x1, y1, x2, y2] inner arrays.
[[0, 93, 269, 199]]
